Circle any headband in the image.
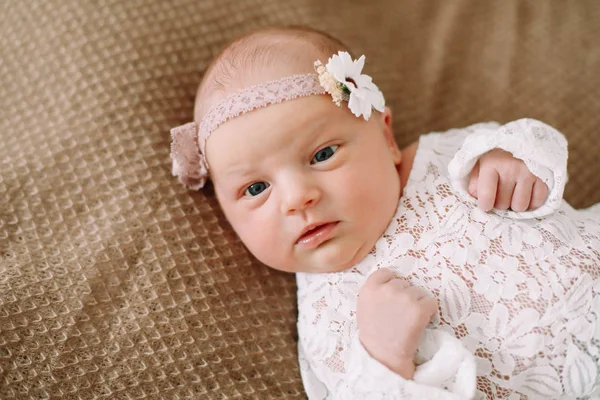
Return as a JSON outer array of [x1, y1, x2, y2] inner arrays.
[[170, 51, 385, 189]]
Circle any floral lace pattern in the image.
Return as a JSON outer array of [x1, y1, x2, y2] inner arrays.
[[296, 121, 600, 399]]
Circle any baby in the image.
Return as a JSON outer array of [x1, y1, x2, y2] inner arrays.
[[170, 27, 600, 399]]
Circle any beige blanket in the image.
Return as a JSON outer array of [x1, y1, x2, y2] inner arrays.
[[1, 0, 599, 398]]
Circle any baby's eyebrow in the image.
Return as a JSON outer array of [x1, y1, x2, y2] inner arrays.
[[224, 163, 256, 178], [304, 115, 333, 139], [285, 116, 336, 153], [221, 114, 339, 179]]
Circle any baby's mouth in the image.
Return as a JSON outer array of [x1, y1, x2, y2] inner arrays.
[[296, 222, 340, 248]]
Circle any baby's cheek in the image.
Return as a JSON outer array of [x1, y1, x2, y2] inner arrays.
[[236, 217, 290, 268], [345, 159, 400, 232], [345, 163, 395, 206], [237, 219, 269, 250]]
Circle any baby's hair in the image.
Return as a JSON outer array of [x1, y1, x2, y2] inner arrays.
[[194, 26, 351, 122]]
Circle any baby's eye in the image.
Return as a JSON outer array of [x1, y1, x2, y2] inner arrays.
[[311, 145, 339, 164], [244, 182, 270, 197]]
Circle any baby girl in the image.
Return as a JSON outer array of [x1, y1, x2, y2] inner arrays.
[[170, 27, 600, 399]]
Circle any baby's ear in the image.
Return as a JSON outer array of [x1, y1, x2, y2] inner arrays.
[[380, 107, 402, 165]]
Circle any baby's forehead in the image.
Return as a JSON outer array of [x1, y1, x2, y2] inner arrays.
[[218, 96, 338, 140], [206, 96, 353, 171], [194, 30, 348, 122], [234, 94, 349, 133]]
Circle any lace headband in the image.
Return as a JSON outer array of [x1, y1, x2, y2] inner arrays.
[[170, 51, 385, 189]]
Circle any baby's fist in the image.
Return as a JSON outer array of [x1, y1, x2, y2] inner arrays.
[[357, 268, 438, 379], [468, 149, 548, 212]]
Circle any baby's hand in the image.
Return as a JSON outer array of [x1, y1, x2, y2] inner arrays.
[[468, 148, 549, 212], [357, 268, 438, 380]]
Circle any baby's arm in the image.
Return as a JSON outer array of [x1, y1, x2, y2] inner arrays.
[[299, 269, 476, 399], [350, 269, 476, 399], [448, 118, 568, 219]]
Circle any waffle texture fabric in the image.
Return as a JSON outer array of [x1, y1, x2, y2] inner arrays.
[[1, 0, 599, 399]]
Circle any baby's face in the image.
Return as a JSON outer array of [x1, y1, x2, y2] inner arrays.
[[206, 95, 402, 273]]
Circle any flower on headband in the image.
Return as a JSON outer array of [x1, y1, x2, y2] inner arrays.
[[314, 51, 385, 121], [314, 60, 346, 107]]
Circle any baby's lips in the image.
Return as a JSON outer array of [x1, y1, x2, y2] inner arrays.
[[295, 222, 339, 248]]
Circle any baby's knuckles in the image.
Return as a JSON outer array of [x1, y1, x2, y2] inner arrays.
[[483, 149, 539, 185], [482, 149, 521, 178], [476, 148, 548, 212]]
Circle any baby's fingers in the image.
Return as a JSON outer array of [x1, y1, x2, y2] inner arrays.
[[511, 177, 534, 212], [529, 178, 549, 210], [468, 163, 479, 198], [421, 296, 439, 321], [366, 268, 396, 286], [476, 167, 499, 212], [494, 174, 516, 210]]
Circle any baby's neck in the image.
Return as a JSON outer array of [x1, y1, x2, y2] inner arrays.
[[398, 141, 418, 196]]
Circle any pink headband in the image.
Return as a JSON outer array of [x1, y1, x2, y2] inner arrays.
[[170, 51, 385, 189], [170, 74, 325, 189]]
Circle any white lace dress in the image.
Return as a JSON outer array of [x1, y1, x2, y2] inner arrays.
[[296, 119, 600, 400]]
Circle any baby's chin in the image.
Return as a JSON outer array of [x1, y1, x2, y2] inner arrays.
[[264, 236, 370, 274]]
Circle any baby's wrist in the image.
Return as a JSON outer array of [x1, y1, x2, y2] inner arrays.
[[379, 354, 416, 380], [360, 337, 416, 379]]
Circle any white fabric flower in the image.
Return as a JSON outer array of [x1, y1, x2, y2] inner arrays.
[[463, 304, 545, 376], [471, 208, 542, 255], [472, 255, 526, 302], [324, 51, 385, 120]]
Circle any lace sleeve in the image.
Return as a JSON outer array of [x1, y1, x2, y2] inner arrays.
[[344, 330, 476, 400], [447, 118, 568, 219], [297, 269, 478, 400], [299, 327, 477, 400]]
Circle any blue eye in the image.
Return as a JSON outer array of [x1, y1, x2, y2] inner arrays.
[[244, 182, 270, 197], [311, 145, 339, 164]]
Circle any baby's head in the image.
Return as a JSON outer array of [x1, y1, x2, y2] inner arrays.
[[171, 27, 403, 273]]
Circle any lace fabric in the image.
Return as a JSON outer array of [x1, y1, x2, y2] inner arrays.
[[170, 74, 325, 189], [296, 120, 600, 399]]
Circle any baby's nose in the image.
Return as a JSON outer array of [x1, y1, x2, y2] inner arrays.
[[281, 179, 321, 215]]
